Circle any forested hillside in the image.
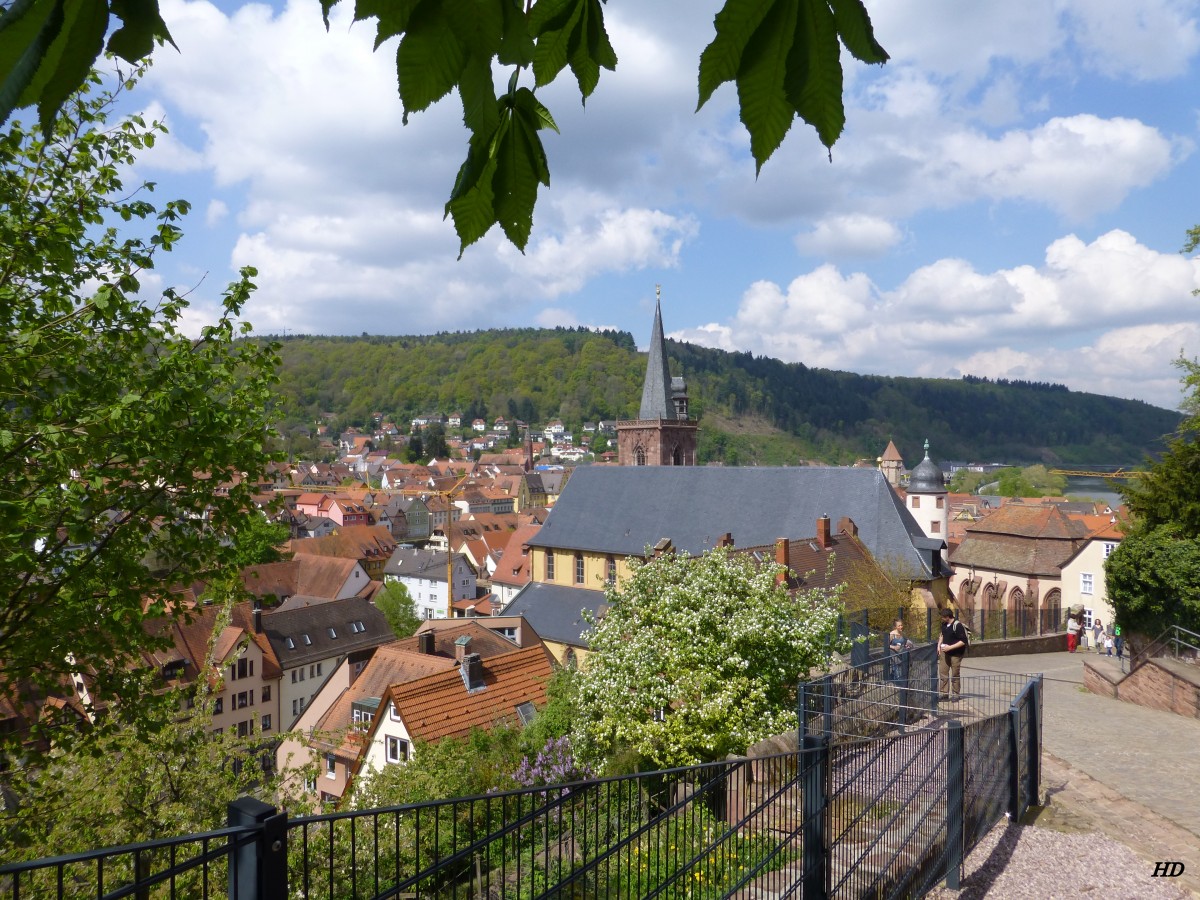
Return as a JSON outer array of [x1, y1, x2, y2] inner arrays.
[[264, 329, 1179, 466]]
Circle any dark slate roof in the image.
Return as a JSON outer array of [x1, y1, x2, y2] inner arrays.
[[261, 595, 392, 669], [383, 547, 470, 580], [639, 298, 675, 420], [525, 466, 935, 578], [908, 446, 946, 494], [499, 583, 606, 647]]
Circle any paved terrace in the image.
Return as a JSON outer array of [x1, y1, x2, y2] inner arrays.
[[962, 650, 1200, 897]]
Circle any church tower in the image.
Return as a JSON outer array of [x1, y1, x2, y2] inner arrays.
[[906, 439, 949, 556], [617, 289, 698, 466]]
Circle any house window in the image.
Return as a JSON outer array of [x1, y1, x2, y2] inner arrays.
[[261, 685, 271, 702], [575, 552, 585, 585], [931, 521, 941, 534], [386, 736, 410, 763], [214, 697, 224, 714], [936, 497, 945, 509], [326, 754, 337, 778], [546, 553, 555, 581], [1103, 542, 1117, 558], [291, 670, 298, 683], [261, 714, 272, 731], [237, 720, 250, 738], [292, 698, 300, 716], [911, 496, 921, 509], [235, 691, 250, 710], [1081, 573, 1094, 595], [304, 776, 317, 793]]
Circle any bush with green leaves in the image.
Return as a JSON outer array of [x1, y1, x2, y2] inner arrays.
[[573, 545, 845, 769]]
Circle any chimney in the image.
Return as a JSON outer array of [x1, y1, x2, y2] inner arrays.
[[716, 532, 734, 549], [454, 634, 471, 662], [816, 515, 831, 550], [653, 537, 674, 558], [460, 653, 484, 691], [774, 538, 790, 586], [417, 632, 435, 655]]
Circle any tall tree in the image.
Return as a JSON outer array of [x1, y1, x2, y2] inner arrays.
[[0, 0, 887, 255], [375, 580, 422, 638], [1108, 355, 1200, 640], [573, 546, 844, 769], [0, 71, 280, 756]]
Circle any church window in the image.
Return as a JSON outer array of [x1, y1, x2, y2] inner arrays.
[[671, 445, 682, 466], [575, 552, 585, 584], [606, 555, 617, 584], [546, 553, 555, 581], [635, 446, 646, 466]]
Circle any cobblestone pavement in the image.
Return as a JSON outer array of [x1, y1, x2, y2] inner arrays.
[[962, 651, 1200, 896]]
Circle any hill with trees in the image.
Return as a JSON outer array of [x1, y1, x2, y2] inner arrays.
[[264, 329, 1179, 466]]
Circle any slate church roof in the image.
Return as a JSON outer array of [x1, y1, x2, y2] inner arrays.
[[526, 465, 938, 579]]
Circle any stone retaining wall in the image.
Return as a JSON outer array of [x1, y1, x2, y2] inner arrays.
[[1084, 659, 1200, 718]]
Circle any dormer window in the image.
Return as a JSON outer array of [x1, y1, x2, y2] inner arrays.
[[328, 627, 338, 639], [302, 633, 312, 646], [285, 637, 295, 650]]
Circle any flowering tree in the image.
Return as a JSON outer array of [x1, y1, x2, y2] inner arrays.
[[573, 546, 845, 769]]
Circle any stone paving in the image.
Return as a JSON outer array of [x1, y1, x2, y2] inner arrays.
[[962, 650, 1200, 897]]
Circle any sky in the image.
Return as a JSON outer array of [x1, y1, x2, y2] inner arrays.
[[124, 0, 1200, 412]]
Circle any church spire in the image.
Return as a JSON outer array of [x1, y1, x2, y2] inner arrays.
[[639, 285, 675, 420]]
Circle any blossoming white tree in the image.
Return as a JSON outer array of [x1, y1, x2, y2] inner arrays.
[[574, 546, 845, 769]]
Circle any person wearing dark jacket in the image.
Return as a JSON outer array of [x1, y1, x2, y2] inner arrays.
[[938, 607, 969, 700]]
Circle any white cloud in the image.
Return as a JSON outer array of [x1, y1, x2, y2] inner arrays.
[[1063, 0, 1200, 80], [205, 199, 228, 226], [683, 230, 1200, 409], [793, 215, 903, 258]]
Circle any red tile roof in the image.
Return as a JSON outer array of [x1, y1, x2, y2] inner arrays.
[[386, 646, 555, 744]]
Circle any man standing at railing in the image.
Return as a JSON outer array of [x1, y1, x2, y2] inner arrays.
[[938, 607, 970, 700]]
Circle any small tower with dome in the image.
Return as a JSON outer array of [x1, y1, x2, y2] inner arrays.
[[906, 439, 948, 554]]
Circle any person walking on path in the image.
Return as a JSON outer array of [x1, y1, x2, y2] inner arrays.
[[1092, 618, 1104, 653], [1066, 611, 1082, 652], [938, 607, 969, 699]]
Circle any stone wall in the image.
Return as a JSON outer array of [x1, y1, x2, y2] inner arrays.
[[1115, 662, 1200, 718], [968, 633, 1067, 658]]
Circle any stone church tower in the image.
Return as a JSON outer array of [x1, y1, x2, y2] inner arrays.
[[617, 290, 698, 466]]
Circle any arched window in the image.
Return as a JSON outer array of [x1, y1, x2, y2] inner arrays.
[[635, 445, 646, 466], [672, 445, 683, 466], [574, 551, 585, 584]]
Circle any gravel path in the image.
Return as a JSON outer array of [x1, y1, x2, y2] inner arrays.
[[926, 822, 1192, 899]]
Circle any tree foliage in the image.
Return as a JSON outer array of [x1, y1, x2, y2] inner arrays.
[[375, 580, 422, 638], [0, 70, 279, 755], [1105, 525, 1200, 640], [572, 546, 843, 769], [264, 331, 1179, 467], [1108, 354, 1200, 639], [0, 0, 887, 255]]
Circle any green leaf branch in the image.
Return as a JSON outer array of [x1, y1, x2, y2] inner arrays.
[[0, 0, 885, 253]]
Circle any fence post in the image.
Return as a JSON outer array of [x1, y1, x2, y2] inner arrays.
[[1027, 678, 1041, 805], [929, 652, 940, 714], [799, 681, 808, 739], [801, 734, 829, 900], [945, 721, 965, 889], [822, 674, 833, 739], [1006, 705, 1021, 819], [228, 796, 289, 900]]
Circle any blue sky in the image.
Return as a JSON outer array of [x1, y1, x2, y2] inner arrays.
[[125, 0, 1200, 411]]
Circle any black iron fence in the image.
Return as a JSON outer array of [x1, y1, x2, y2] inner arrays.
[[2, 676, 1042, 900], [837, 607, 1065, 662]]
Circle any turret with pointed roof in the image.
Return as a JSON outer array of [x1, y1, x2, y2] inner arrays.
[[639, 295, 675, 420], [616, 288, 698, 466]]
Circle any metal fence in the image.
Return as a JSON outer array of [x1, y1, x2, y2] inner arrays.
[[837, 607, 1065, 662], [2, 679, 1042, 900]]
